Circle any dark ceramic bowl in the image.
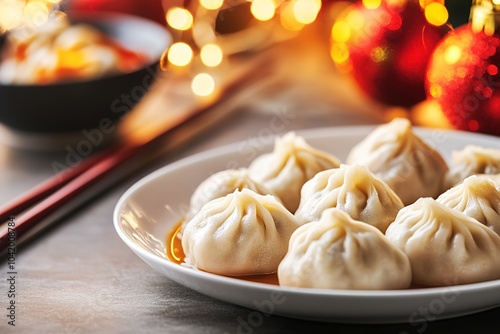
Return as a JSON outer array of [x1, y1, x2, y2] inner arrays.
[[0, 12, 170, 133]]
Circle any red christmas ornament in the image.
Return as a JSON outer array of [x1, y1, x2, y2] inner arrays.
[[331, 0, 449, 107], [426, 0, 500, 135]]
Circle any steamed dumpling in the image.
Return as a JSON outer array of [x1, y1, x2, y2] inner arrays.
[[346, 118, 448, 205], [444, 145, 500, 190], [385, 198, 500, 286], [278, 209, 412, 290], [437, 175, 500, 235], [182, 189, 300, 276], [186, 168, 278, 220], [295, 164, 403, 232], [248, 132, 341, 212]]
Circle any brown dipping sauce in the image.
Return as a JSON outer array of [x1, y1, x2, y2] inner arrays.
[[166, 220, 280, 286]]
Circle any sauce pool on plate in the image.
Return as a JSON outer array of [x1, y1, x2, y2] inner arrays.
[[166, 220, 280, 286]]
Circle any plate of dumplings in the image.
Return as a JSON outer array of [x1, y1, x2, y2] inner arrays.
[[114, 118, 500, 323]]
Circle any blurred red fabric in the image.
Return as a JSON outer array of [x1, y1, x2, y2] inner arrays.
[[66, 0, 167, 25]]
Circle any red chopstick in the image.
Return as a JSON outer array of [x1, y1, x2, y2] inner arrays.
[[0, 145, 116, 223], [0, 62, 268, 252]]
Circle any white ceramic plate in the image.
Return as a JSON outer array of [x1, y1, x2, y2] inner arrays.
[[113, 125, 500, 324]]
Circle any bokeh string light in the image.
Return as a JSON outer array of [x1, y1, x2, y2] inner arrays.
[[163, 0, 323, 96], [166, 7, 194, 31]]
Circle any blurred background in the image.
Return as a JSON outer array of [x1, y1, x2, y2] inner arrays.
[[0, 0, 498, 143]]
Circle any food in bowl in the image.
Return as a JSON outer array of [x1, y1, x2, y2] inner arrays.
[[0, 15, 148, 85], [0, 12, 170, 133]]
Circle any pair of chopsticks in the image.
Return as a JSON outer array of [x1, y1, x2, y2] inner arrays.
[[0, 59, 272, 253]]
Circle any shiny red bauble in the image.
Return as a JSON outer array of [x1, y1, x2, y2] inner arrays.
[[426, 25, 500, 135], [331, 0, 449, 107]]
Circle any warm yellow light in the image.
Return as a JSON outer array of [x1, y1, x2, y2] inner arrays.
[[251, 0, 276, 22], [192, 73, 215, 96], [24, 1, 49, 26], [429, 83, 443, 98], [419, 0, 444, 9], [362, 0, 382, 10], [330, 43, 350, 64], [293, 0, 321, 25], [346, 10, 364, 30], [411, 99, 452, 129], [494, 0, 500, 5], [0, 0, 64, 32], [280, 3, 305, 31], [167, 42, 193, 67], [331, 20, 351, 43], [424, 2, 448, 26], [444, 45, 462, 65], [166, 7, 193, 31], [199, 0, 224, 10], [0, 2, 24, 31], [200, 44, 223, 67]]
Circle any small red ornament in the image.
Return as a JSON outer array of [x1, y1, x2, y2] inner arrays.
[[426, 0, 500, 135], [330, 0, 449, 107]]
